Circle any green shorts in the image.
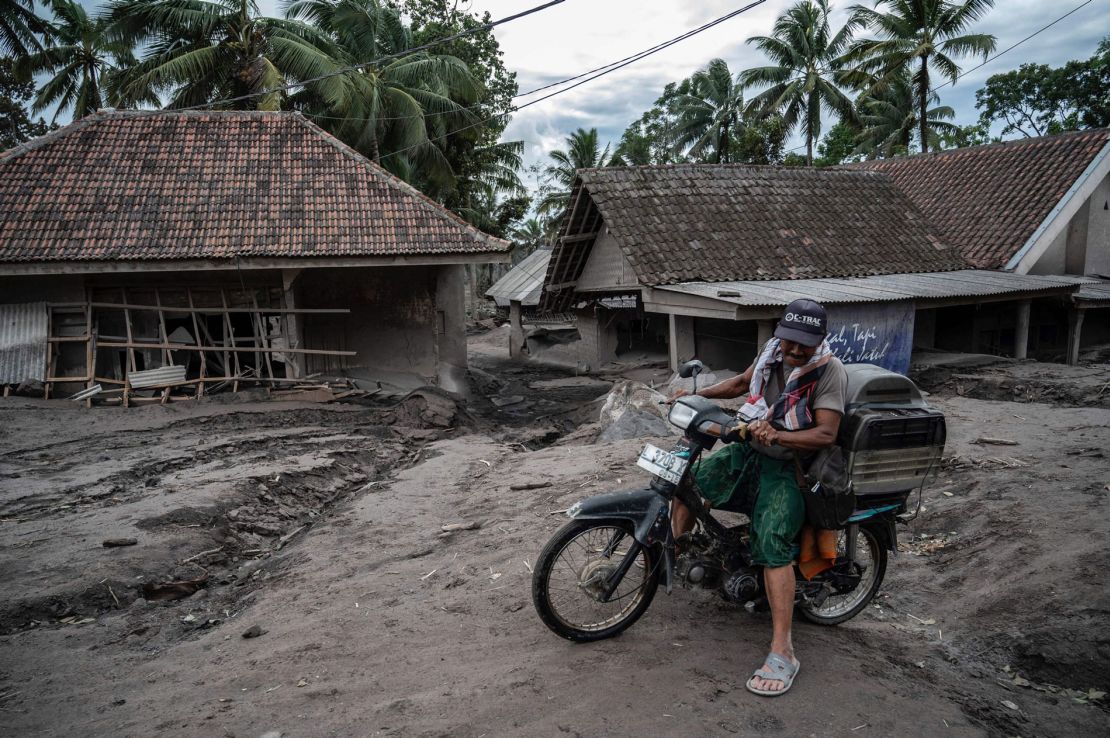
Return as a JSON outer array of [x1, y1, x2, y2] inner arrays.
[[692, 442, 805, 568]]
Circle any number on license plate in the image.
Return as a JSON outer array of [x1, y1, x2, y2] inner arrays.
[[636, 444, 688, 484]]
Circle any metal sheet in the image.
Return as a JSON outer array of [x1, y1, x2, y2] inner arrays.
[[486, 249, 551, 306], [655, 270, 1087, 307], [1076, 282, 1110, 304], [0, 302, 48, 383], [127, 365, 187, 388]]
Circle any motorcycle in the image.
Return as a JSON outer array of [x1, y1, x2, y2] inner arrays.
[[532, 359, 946, 642]]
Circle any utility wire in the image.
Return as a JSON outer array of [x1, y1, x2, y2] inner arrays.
[[378, 0, 768, 161], [782, 0, 1096, 156], [179, 0, 567, 112], [931, 0, 1094, 91], [304, 0, 767, 124]]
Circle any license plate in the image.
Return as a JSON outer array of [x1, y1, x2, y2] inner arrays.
[[636, 444, 688, 484]]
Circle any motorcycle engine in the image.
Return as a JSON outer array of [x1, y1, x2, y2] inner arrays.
[[676, 557, 722, 589], [723, 567, 761, 604]]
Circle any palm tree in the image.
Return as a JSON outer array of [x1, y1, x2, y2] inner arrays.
[[108, 0, 342, 111], [671, 58, 748, 163], [1, 0, 50, 56], [536, 127, 612, 216], [854, 71, 958, 156], [849, 0, 996, 153], [19, 0, 136, 121], [285, 0, 478, 184], [741, 0, 860, 165]]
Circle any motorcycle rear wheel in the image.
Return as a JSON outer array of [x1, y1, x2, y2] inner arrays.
[[532, 519, 660, 642], [798, 523, 887, 626]]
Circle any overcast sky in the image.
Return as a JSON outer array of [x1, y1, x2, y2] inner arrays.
[[71, 0, 1110, 185]]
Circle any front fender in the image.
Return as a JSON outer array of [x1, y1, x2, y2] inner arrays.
[[567, 488, 668, 544], [567, 487, 675, 592]]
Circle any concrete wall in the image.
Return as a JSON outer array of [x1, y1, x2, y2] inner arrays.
[[298, 266, 440, 386], [1030, 171, 1110, 277], [573, 306, 619, 371], [692, 317, 759, 372], [435, 265, 468, 393], [1085, 174, 1110, 276]]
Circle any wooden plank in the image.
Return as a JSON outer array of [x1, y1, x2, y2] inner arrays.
[[122, 288, 138, 375], [187, 289, 206, 399], [220, 290, 242, 392], [560, 232, 599, 244], [84, 302, 94, 408], [94, 341, 357, 356], [82, 302, 350, 315], [250, 292, 275, 384]]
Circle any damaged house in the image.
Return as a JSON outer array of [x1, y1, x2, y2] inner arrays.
[[541, 165, 1085, 374], [850, 128, 1110, 363], [0, 110, 509, 402]]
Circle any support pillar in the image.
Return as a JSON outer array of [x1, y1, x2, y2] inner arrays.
[[436, 265, 468, 393], [668, 314, 696, 371], [757, 319, 775, 350], [1014, 299, 1031, 360], [281, 268, 304, 378], [508, 300, 525, 359], [1066, 306, 1086, 366]]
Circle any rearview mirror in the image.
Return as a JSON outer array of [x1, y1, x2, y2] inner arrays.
[[678, 359, 704, 379]]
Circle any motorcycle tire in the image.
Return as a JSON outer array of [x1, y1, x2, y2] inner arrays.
[[798, 523, 888, 626], [532, 518, 660, 643]]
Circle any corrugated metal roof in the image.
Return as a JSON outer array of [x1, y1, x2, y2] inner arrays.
[[655, 270, 1088, 307], [486, 249, 551, 306], [1076, 282, 1110, 304], [0, 302, 47, 383], [128, 365, 187, 389]]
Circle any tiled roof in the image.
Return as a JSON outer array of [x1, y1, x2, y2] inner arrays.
[[0, 110, 509, 264], [543, 164, 965, 308], [848, 129, 1110, 269]]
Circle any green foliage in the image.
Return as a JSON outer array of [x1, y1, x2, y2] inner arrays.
[[109, 0, 341, 111], [19, 0, 136, 120], [0, 55, 54, 148], [936, 121, 992, 150], [733, 114, 788, 164], [975, 38, 1110, 137], [813, 121, 860, 165], [855, 71, 957, 157], [612, 81, 685, 166], [0, 0, 49, 56], [848, 0, 996, 153], [671, 58, 746, 163], [536, 127, 612, 216], [741, 0, 859, 165], [388, 1, 523, 216]]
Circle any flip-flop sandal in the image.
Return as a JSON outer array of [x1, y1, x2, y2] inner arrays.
[[745, 652, 800, 697]]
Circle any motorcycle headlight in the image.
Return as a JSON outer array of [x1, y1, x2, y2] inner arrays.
[[668, 400, 697, 430]]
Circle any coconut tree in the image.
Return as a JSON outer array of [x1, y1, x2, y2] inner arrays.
[[285, 0, 478, 185], [536, 127, 612, 216], [672, 58, 747, 163], [108, 0, 343, 111], [849, 0, 996, 153], [1, 0, 50, 56], [741, 0, 860, 165], [19, 0, 136, 121], [854, 71, 959, 156]]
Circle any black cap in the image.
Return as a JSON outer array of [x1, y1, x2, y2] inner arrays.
[[774, 299, 827, 347]]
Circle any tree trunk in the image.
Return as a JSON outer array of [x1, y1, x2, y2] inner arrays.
[[919, 56, 930, 154], [806, 133, 813, 166]]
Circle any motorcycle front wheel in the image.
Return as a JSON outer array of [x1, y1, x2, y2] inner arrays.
[[532, 519, 660, 642], [798, 523, 888, 626]]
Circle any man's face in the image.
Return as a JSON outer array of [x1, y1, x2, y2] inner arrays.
[[781, 339, 818, 367]]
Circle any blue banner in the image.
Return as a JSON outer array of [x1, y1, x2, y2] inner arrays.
[[826, 302, 915, 375]]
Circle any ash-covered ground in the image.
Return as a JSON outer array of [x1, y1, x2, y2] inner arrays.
[[0, 333, 1107, 737]]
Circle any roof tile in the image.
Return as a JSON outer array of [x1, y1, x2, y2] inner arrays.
[[0, 110, 509, 263], [848, 129, 1109, 268]]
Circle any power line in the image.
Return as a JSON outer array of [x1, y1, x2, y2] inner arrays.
[[932, 0, 1094, 91], [781, 0, 1096, 156], [180, 0, 567, 113], [304, 0, 768, 124], [378, 0, 769, 161]]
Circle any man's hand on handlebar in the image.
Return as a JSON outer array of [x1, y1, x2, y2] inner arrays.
[[748, 419, 780, 446]]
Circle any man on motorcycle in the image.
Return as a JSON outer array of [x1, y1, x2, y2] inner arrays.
[[669, 298, 847, 697]]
